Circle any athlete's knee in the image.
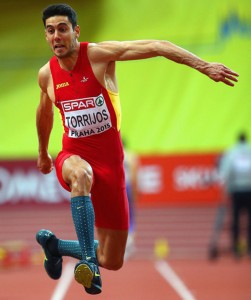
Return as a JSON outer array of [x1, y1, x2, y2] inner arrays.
[[70, 167, 93, 195], [101, 256, 124, 271]]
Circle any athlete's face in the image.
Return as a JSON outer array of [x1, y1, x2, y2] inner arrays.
[[45, 16, 80, 58]]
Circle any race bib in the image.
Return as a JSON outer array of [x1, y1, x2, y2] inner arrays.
[[61, 93, 112, 138]]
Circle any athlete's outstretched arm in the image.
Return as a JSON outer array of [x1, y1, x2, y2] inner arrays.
[[36, 68, 54, 174], [89, 40, 239, 86]]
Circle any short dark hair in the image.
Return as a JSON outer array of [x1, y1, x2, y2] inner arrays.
[[238, 131, 247, 143], [42, 4, 77, 28]]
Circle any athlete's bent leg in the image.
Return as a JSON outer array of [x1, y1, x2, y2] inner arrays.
[[62, 155, 95, 259], [96, 227, 128, 270], [62, 155, 101, 294]]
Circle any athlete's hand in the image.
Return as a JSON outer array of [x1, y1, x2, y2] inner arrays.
[[37, 153, 54, 174], [204, 62, 239, 86]]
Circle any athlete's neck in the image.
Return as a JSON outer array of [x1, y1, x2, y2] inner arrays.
[[57, 42, 80, 72]]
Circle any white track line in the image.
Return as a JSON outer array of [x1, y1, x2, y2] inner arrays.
[[50, 261, 75, 300], [155, 260, 196, 300]]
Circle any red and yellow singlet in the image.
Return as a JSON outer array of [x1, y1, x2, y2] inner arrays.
[[50, 42, 129, 230]]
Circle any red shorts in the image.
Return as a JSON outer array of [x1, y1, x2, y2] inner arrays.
[[55, 150, 129, 230]]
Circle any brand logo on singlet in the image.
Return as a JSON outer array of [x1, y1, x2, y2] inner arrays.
[[61, 93, 112, 138], [80, 76, 89, 83], [96, 95, 104, 106], [56, 82, 70, 89], [62, 98, 95, 111]]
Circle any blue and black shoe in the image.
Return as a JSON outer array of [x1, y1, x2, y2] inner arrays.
[[36, 229, 63, 280], [74, 257, 102, 294]]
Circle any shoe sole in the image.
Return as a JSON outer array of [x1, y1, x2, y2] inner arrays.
[[74, 263, 94, 288]]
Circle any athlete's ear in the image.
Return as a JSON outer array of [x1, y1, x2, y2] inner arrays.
[[75, 25, 80, 39], [45, 30, 49, 42]]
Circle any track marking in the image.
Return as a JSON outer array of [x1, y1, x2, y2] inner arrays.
[[51, 261, 75, 300], [155, 260, 196, 300]]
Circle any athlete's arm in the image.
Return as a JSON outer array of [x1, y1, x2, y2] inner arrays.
[[36, 65, 54, 174], [88, 40, 239, 86]]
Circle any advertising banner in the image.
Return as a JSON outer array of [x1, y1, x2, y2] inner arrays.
[[0, 153, 223, 206], [0, 160, 69, 205], [137, 152, 223, 206]]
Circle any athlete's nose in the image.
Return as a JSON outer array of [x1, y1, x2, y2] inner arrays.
[[54, 30, 61, 41]]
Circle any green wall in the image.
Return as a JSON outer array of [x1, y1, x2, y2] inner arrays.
[[0, 0, 250, 158]]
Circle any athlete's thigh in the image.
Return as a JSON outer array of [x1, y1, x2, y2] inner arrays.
[[91, 164, 129, 230], [97, 227, 128, 261]]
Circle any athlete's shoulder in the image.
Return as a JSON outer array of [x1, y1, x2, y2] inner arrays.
[[87, 41, 117, 56], [87, 41, 125, 65], [38, 62, 51, 91], [38, 62, 50, 77]]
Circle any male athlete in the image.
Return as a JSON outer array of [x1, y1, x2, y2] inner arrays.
[[36, 3, 239, 295]]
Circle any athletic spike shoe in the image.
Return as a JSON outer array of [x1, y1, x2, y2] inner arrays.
[[36, 229, 63, 280], [74, 257, 102, 295]]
